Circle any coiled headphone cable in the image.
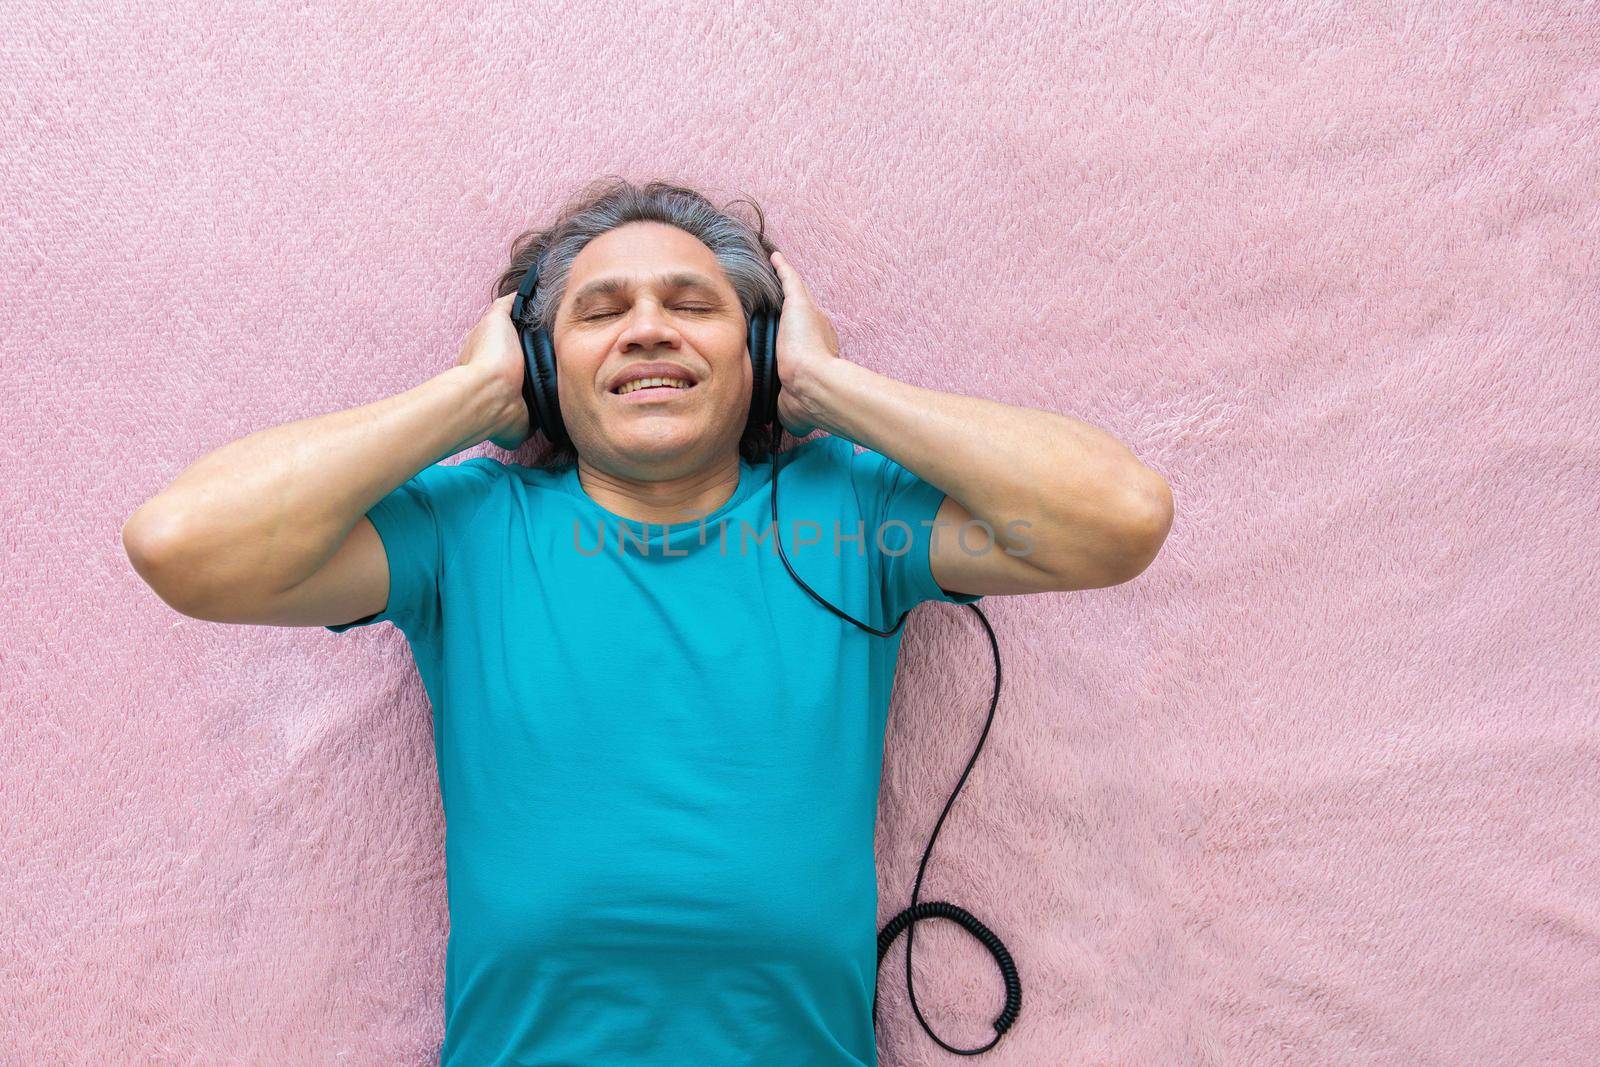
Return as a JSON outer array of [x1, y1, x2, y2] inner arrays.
[[766, 432, 1022, 1055]]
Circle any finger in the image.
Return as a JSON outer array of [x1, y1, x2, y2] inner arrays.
[[770, 250, 810, 302]]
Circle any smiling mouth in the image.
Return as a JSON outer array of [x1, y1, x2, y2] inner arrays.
[[610, 381, 700, 399]]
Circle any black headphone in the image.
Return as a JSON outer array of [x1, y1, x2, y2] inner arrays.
[[508, 249, 1022, 1055]]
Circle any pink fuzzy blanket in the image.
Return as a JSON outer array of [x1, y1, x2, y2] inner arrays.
[[4, 3, 1596, 1064]]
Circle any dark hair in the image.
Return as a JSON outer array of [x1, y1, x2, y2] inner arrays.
[[491, 176, 785, 470]]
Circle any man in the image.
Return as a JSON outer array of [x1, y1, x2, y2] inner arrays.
[[123, 180, 1172, 1066]]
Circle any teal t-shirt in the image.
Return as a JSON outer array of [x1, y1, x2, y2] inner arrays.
[[326, 433, 983, 1067]]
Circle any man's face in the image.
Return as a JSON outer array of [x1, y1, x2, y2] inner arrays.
[[551, 221, 750, 473]]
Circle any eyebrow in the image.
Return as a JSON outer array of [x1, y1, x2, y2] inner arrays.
[[566, 271, 725, 315]]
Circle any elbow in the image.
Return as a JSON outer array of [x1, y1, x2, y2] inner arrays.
[[122, 505, 208, 615], [122, 503, 183, 573], [1109, 475, 1174, 584], [1033, 475, 1173, 592], [122, 509, 161, 575]]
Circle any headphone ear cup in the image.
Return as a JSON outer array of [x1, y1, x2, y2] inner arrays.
[[518, 327, 540, 437], [511, 254, 570, 452], [748, 307, 779, 433], [524, 324, 568, 449], [764, 309, 780, 429]]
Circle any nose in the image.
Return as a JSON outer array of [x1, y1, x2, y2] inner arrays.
[[619, 300, 680, 350]]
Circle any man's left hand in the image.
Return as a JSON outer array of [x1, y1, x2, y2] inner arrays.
[[768, 250, 840, 439]]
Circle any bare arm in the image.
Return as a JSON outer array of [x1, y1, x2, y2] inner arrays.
[[795, 359, 1173, 595], [122, 295, 528, 624], [767, 250, 1172, 597]]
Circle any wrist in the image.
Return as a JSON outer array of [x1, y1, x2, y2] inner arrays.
[[790, 358, 874, 440], [441, 364, 519, 450]]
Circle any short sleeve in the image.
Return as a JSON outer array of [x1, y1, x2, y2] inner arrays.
[[324, 457, 501, 639], [841, 437, 984, 626]]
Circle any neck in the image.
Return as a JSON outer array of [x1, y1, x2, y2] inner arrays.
[[575, 452, 743, 526]]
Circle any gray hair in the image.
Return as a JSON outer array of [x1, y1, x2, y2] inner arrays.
[[491, 176, 785, 469]]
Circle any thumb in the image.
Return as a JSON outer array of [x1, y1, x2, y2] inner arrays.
[[482, 292, 514, 320], [769, 250, 808, 303]]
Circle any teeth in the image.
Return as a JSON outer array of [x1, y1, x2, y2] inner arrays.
[[616, 376, 693, 395]]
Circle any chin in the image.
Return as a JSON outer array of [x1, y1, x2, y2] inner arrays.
[[608, 423, 705, 454], [618, 419, 747, 459]]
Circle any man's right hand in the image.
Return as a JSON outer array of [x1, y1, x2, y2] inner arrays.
[[457, 292, 532, 450]]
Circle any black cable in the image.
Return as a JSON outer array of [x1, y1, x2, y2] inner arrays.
[[766, 432, 1022, 1055]]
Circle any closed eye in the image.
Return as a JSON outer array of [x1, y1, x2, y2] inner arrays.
[[581, 306, 716, 321]]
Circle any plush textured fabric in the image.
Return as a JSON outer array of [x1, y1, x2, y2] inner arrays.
[[5, 3, 1597, 1065]]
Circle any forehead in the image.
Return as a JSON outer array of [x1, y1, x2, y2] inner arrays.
[[562, 222, 731, 307], [568, 270, 725, 310]]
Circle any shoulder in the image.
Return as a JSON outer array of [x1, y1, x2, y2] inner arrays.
[[809, 435, 919, 499], [399, 456, 511, 530], [777, 434, 909, 498], [785, 432, 859, 471], [409, 454, 510, 490], [453, 455, 513, 480]]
